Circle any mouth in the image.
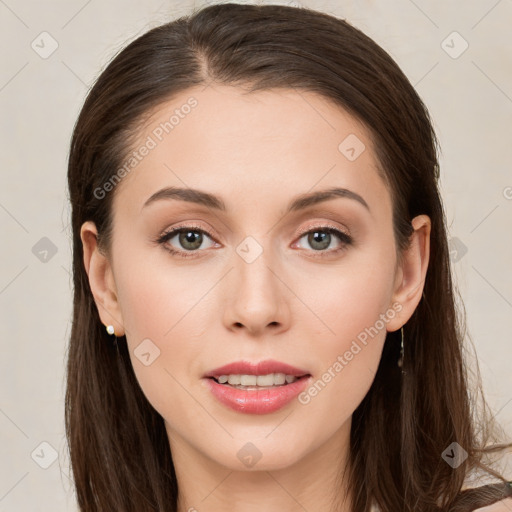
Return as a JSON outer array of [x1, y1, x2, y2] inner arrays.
[[208, 372, 310, 390], [203, 359, 311, 386], [203, 360, 312, 414]]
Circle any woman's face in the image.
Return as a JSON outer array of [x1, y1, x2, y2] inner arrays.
[[84, 85, 426, 473]]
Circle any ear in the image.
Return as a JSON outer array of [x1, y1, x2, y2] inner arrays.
[[386, 214, 431, 332], [80, 221, 125, 336]]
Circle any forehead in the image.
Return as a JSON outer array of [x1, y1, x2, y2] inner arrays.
[[111, 84, 390, 219]]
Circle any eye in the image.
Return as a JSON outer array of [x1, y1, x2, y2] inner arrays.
[[293, 225, 352, 256], [156, 225, 217, 258], [156, 223, 353, 259]]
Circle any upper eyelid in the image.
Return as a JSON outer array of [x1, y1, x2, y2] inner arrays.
[[159, 223, 216, 241], [160, 221, 350, 237], [295, 222, 351, 238]]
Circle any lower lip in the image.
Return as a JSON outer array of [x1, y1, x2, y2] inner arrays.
[[204, 376, 311, 414]]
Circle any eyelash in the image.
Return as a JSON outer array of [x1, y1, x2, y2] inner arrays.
[[155, 223, 353, 259]]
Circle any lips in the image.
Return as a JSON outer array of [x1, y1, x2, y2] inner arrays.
[[202, 359, 312, 414], [204, 360, 310, 379]]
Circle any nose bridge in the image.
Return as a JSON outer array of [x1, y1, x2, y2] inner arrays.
[[224, 233, 288, 332], [234, 233, 279, 296]]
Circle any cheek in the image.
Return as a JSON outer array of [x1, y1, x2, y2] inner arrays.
[[292, 244, 397, 349], [114, 247, 213, 341], [290, 251, 397, 422], [115, 267, 210, 423]]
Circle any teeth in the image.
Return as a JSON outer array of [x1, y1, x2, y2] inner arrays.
[[240, 375, 257, 386], [256, 374, 274, 386], [215, 373, 299, 386], [227, 375, 241, 385], [274, 373, 286, 385]]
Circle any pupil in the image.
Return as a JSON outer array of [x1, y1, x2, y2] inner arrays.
[[309, 231, 330, 250], [180, 231, 201, 250]]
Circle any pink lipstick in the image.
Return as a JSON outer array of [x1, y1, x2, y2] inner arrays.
[[203, 359, 312, 414]]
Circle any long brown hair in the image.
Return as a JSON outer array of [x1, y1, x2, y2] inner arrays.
[[65, 3, 511, 511]]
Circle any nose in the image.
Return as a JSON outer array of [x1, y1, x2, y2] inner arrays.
[[222, 242, 291, 337]]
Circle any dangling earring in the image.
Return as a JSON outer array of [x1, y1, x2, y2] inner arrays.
[[398, 326, 404, 370], [106, 324, 115, 336]]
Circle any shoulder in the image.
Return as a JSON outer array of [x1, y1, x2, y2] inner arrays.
[[473, 498, 512, 511]]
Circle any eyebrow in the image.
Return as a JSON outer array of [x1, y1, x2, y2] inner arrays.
[[141, 186, 370, 213]]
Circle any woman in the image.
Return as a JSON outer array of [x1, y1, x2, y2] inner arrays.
[[65, 3, 512, 511]]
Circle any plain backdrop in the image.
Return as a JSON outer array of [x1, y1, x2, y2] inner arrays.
[[1, 0, 511, 510]]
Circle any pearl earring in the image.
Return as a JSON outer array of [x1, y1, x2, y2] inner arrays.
[[106, 325, 115, 336]]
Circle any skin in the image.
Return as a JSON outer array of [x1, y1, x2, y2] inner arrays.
[[81, 85, 431, 512], [476, 500, 512, 512], [475, 498, 512, 512]]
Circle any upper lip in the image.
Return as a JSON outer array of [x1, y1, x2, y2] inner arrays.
[[204, 359, 311, 378]]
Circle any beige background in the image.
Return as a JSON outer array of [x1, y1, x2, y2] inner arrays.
[[1, 0, 511, 510]]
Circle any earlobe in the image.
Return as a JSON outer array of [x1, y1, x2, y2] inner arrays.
[[80, 221, 125, 336], [387, 214, 431, 332]]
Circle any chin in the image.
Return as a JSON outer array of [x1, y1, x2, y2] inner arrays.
[[207, 435, 313, 473]]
